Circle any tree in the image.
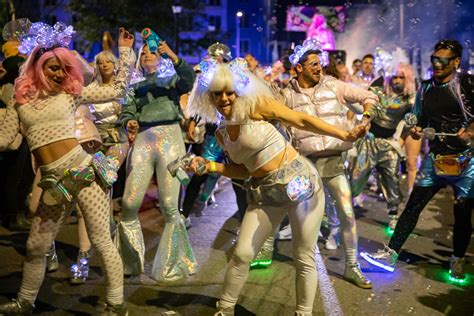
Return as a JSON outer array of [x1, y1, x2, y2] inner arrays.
[[67, 0, 204, 52]]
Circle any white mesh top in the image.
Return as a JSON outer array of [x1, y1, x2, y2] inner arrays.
[[0, 48, 132, 151]]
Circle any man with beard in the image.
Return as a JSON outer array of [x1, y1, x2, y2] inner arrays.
[[281, 39, 378, 289], [362, 40, 474, 282]]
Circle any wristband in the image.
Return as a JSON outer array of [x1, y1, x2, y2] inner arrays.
[[209, 161, 217, 173], [362, 111, 371, 119]]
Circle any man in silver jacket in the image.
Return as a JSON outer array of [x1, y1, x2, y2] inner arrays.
[[280, 39, 378, 289]]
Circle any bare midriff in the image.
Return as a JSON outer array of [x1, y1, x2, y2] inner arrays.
[[249, 146, 299, 179], [32, 138, 80, 166]]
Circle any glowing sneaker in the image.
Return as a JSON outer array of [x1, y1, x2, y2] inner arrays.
[[449, 255, 466, 281], [250, 237, 274, 268], [361, 245, 398, 272], [70, 251, 90, 285]]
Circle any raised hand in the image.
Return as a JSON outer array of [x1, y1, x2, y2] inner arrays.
[[345, 124, 367, 142], [410, 126, 423, 140], [157, 41, 179, 63], [118, 27, 134, 48], [127, 120, 139, 143]]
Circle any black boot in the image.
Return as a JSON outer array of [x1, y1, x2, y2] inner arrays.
[[0, 298, 34, 315]]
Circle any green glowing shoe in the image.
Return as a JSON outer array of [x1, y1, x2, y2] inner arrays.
[[449, 255, 466, 282]]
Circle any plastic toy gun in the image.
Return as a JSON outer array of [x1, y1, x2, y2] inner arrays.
[[141, 28, 169, 58], [403, 113, 457, 140], [167, 153, 207, 185]]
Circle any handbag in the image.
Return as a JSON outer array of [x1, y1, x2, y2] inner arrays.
[[433, 154, 470, 176]]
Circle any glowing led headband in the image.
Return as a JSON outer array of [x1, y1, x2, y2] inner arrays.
[[289, 38, 329, 67]]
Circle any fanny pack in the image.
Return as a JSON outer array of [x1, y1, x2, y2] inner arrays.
[[39, 152, 119, 206], [432, 153, 471, 176], [246, 157, 316, 207]]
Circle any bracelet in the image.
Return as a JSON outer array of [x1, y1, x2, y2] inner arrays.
[[208, 161, 217, 173], [362, 111, 372, 119]]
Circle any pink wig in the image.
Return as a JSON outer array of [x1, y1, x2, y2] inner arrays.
[[384, 62, 416, 96], [15, 46, 84, 104]]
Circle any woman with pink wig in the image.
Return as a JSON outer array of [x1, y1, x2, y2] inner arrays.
[[0, 26, 134, 315], [351, 62, 417, 231]]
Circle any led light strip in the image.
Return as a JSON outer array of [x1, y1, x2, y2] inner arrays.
[[360, 252, 395, 272]]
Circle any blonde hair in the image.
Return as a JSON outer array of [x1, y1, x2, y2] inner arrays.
[[94, 51, 117, 84], [186, 63, 274, 123]]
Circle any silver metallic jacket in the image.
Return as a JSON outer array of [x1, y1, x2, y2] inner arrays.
[[281, 76, 378, 156]]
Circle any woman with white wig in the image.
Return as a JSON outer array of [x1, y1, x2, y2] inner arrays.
[[186, 58, 366, 316]]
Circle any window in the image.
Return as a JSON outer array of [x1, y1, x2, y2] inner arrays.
[[208, 15, 221, 32], [240, 15, 250, 28], [240, 39, 249, 56]]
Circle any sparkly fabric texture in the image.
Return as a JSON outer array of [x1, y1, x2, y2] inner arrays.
[[416, 154, 474, 198], [350, 135, 402, 210], [219, 157, 324, 314], [119, 124, 196, 280]]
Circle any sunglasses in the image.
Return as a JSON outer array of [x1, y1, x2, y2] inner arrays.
[[430, 55, 456, 66]]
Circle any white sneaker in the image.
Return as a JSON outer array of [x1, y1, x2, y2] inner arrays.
[[276, 224, 292, 240], [325, 227, 340, 250], [181, 215, 192, 229], [353, 195, 364, 208]]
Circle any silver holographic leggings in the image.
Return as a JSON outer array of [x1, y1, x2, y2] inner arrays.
[[119, 124, 196, 281]]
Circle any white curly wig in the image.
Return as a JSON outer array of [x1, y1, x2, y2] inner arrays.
[[186, 61, 274, 123]]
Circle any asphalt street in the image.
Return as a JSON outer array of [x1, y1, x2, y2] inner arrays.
[[0, 177, 473, 315]]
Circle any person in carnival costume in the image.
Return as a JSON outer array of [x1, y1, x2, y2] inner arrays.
[[362, 40, 474, 283], [280, 38, 378, 289], [0, 22, 135, 315], [351, 48, 417, 230], [185, 56, 366, 315], [117, 28, 197, 281]]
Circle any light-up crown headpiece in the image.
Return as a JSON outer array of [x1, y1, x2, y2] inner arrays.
[[18, 22, 75, 56], [374, 47, 409, 76], [289, 38, 329, 67], [197, 57, 250, 94]]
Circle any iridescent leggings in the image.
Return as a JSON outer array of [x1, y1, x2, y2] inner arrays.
[[219, 157, 324, 314], [119, 124, 196, 281], [19, 145, 123, 305], [311, 155, 359, 264]]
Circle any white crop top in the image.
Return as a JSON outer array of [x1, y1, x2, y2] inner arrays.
[[0, 48, 132, 151], [218, 120, 287, 172]]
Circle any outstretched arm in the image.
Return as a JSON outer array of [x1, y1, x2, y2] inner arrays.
[[77, 28, 134, 104], [254, 96, 365, 142]]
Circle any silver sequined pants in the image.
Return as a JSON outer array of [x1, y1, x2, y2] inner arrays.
[[118, 124, 197, 281]]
